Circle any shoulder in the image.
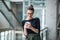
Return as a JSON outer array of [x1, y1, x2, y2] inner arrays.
[[22, 20, 26, 23], [34, 17, 40, 21], [34, 17, 40, 23]]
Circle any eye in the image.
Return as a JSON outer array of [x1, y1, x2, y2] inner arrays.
[[28, 13, 33, 14]]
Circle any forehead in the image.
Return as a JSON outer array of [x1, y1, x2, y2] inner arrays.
[[27, 10, 33, 13]]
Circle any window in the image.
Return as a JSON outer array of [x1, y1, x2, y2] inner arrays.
[[34, 9, 42, 29], [25, 1, 29, 6], [34, 0, 46, 1]]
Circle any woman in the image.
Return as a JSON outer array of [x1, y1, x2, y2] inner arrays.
[[22, 5, 40, 40]]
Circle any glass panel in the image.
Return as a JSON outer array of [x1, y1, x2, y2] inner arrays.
[[34, 9, 43, 29], [44, 9, 46, 26], [23, 6, 28, 19], [44, 15, 46, 25], [29, 0, 46, 7], [33, 1, 46, 7], [35, 0, 42, 1], [25, 1, 29, 6], [30, 0, 34, 5], [34, 0, 46, 1], [23, 0, 46, 29]]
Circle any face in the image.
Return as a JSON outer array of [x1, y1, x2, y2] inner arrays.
[[27, 10, 33, 17]]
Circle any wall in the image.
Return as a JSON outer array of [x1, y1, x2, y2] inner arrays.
[[0, 12, 10, 29], [46, 0, 57, 40]]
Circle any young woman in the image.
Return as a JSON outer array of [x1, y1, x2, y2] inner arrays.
[[22, 5, 40, 40]]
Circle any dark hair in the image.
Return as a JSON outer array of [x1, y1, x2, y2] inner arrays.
[[27, 5, 34, 12]]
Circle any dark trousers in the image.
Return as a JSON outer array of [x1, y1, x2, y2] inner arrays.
[[26, 34, 40, 40]]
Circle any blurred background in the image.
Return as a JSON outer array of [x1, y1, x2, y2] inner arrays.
[[0, 0, 60, 40]]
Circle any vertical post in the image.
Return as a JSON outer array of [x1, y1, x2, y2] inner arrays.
[[42, 32, 43, 40], [42, 8, 44, 29], [4, 31, 5, 40], [46, 29, 48, 40], [23, 0, 25, 20], [12, 30, 15, 40], [0, 32, 1, 40]]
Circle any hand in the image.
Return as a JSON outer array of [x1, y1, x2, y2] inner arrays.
[[24, 22, 31, 36], [24, 22, 32, 29], [24, 22, 39, 34], [24, 28, 28, 36]]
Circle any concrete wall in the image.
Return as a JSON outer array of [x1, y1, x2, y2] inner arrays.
[[11, 2, 17, 15], [46, 0, 57, 40], [11, 2, 23, 26], [0, 1, 21, 29], [0, 12, 10, 29]]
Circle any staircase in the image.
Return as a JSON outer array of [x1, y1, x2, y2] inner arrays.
[[0, 0, 22, 30]]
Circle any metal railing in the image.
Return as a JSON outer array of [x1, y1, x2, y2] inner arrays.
[[40, 27, 48, 40], [0, 27, 48, 40], [57, 27, 60, 40], [15, 27, 48, 40], [57, 15, 60, 40]]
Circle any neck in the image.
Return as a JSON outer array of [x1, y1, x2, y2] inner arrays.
[[26, 17, 33, 20]]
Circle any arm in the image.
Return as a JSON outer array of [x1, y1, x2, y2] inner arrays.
[[30, 26, 39, 33], [24, 23, 28, 36], [22, 21, 28, 36], [30, 18, 40, 33], [24, 28, 28, 36]]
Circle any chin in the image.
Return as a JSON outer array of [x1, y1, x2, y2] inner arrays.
[[29, 16, 31, 17]]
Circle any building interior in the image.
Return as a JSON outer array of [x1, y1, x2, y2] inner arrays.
[[0, 0, 60, 40]]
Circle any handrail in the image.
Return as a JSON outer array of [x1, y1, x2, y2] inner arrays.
[[40, 27, 48, 35], [40, 27, 48, 40], [57, 14, 60, 27], [40, 27, 48, 31], [0, 10, 14, 29], [0, 28, 13, 32], [2, 0, 10, 11], [2, 0, 21, 26], [57, 27, 60, 30], [57, 18, 60, 27]]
